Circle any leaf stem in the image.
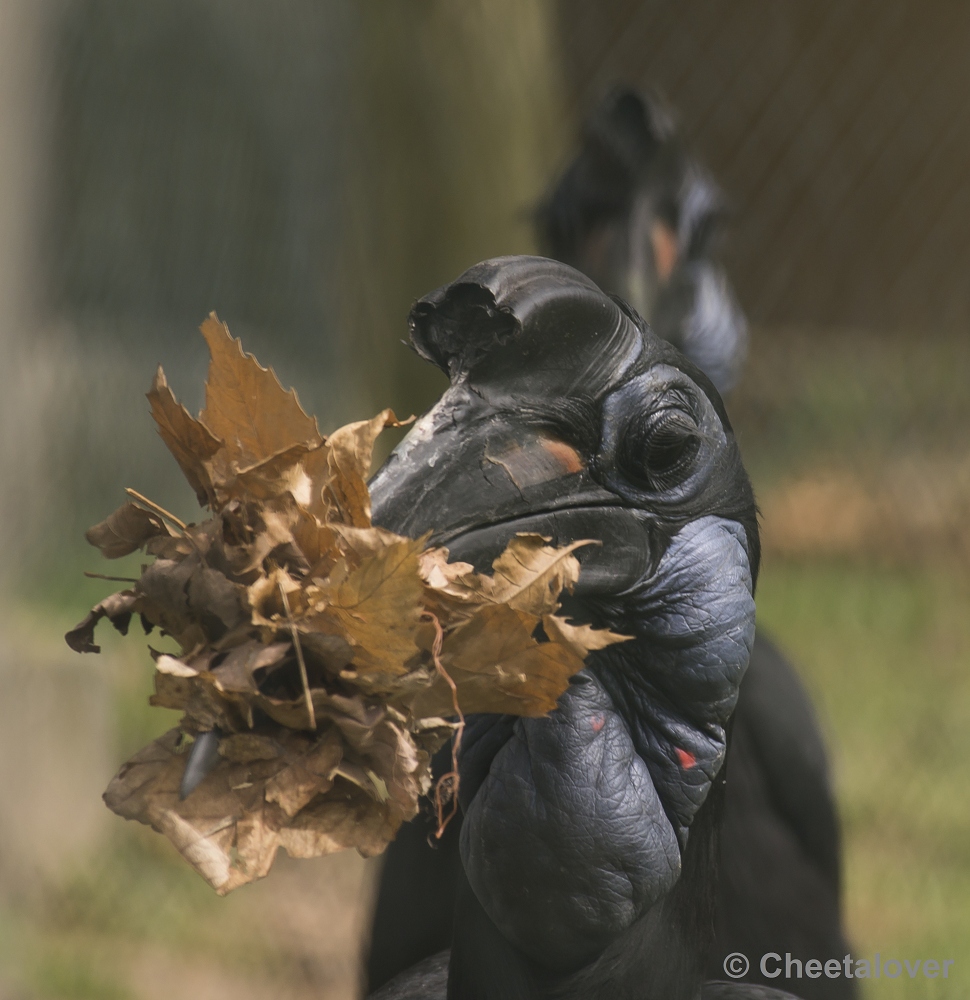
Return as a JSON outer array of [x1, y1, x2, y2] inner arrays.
[[84, 571, 139, 583], [279, 582, 316, 731], [125, 488, 188, 531], [423, 611, 464, 839]]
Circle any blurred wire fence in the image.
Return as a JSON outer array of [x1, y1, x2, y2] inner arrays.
[[556, 1, 970, 332], [0, 2, 968, 998]]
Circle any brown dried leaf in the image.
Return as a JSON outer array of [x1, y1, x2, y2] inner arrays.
[[222, 804, 282, 891], [418, 547, 476, 591], [479, 534, 591, 614], [79, 322, 626, 893], [219, 733, 284, 762], [420, 535, 591, 620], [183, 681, 250, 733], [357, 715, 429, 822], [151, 671, 194, 711], [418, 546, 482, 625], [145, 534, 196, 560], [85, 502, 173, 559], [291, 509, 339, 576], [332, 523, 415, 565], [264, 727, 343, 817], [315, 410, 406, 527], [245, 565, 300, 624], [310, 538, 425, 676], [199, 313, 321, 468], [65, 590, 140, 653], [232, 444, 317, 503], [217, 496, 306, 579], [103, 728, 266, 892], [147, 366, 222, 506], [541, 615, 634, 658], [312, 692, 387, 752], [210, 641, 291, 695], [277, 784, 398, 861], [102, 725, 402, 894], [412, 604, 587, 718], [453, 642, 586, 717], [186, 565, 249, 641], [293, 632, 353, 676], [134, 555, 223, 649]]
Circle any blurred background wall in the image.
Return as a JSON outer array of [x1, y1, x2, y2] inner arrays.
[[0, 2, 968, 998]]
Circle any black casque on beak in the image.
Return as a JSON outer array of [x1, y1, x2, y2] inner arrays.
[[369, 255, 758, 596]]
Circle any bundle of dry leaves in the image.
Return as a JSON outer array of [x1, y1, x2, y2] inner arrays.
[[66, 315, 628, 894]]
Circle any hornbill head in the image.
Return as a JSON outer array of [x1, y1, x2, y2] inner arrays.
[[537, 87, 747, 396], [370, 256, 759, 997]]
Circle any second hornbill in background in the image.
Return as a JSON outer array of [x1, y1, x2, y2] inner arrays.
[[368, 255, 785, 999], [367, 92, 853, 1000]]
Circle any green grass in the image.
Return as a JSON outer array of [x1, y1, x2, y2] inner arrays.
[[732, 327, 970, 995], [28, 948, 134, 1000], [756, 559, 970, 998]]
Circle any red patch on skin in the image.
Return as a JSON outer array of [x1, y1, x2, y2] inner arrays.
[[675, 748, 697, 769], [590, 714, 605, 733], [539, 437, 584, 474]]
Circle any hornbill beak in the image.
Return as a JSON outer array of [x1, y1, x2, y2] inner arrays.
[[369, 386, 656, 597], [370, 258, 650, 594], [370, 255, 756, 595]]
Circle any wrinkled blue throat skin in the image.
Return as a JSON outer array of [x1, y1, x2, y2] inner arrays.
[[453, 518, 754, 999], [367, 256, 760, 999]]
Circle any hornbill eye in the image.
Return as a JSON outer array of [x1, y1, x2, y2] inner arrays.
[[619, 404, 700, 491], [595, 371, 716, 504]]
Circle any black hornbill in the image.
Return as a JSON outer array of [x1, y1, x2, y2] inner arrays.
[[535, 88, 853, 998], [367, 93, 853, 1000], [365, 255, 791, 999], [537, 87, 748, 399]]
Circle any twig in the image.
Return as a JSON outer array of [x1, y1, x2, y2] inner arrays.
[[84, 571, 139, 583], [422, 611, 464, 839], [279, 581, 316, 731], [125, 488, 188, 532]]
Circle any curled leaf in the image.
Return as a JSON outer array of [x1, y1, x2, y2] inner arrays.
[[475, 534, 591, 614], [85, 502, 173, 559], [316, 410, 410, 526], [65, 590, 140, 654]]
